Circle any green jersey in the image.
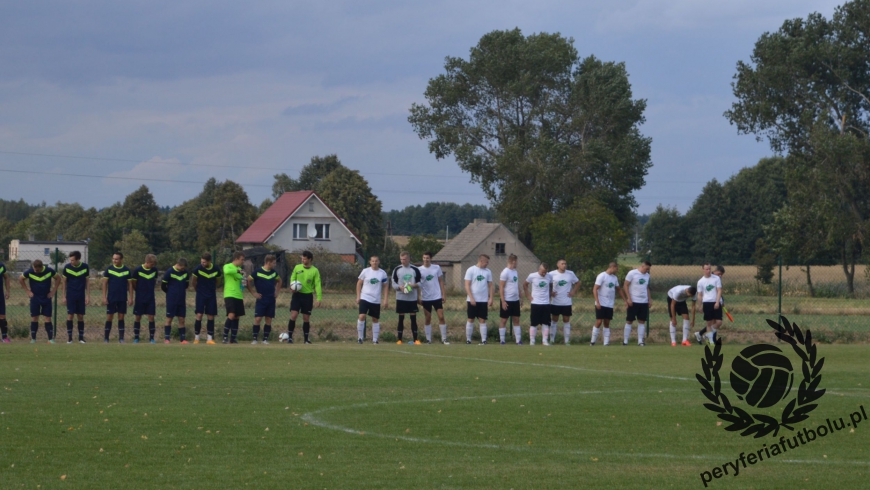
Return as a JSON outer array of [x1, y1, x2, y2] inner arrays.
[[290, 264, 322, 301], [223, 263, 245, 300]]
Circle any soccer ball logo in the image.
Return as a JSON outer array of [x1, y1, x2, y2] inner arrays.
[[729, 344, 793, 408]]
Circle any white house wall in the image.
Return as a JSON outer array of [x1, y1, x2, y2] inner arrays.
[[266, 197, 357, 255]]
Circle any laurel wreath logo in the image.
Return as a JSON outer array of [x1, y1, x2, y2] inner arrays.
[[696, 316, 825, 438]]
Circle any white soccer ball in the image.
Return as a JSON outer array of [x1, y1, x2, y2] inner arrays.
[[279, 332, 290, 342], [290, 281, 302, 292]]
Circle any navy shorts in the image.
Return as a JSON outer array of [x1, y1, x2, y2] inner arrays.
[[0, 296, 5, 315], [358, 299, 381, 319], [133, 299, 156, 317], [550, 305, 572, 317], [166, 302, 186, 318], [30, 297, 52, 317], [499, 300, 521, 319], [195, 295, 218, 316], [255, 298, 276, 318], [66, 296, 86, 315], [421, 299, 443, 313], [106, 301, 127, 315]]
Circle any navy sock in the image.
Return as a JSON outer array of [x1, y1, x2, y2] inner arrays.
[[206, 319, 215, 337], [252, 323, 261, 341], [410, 316, 418, 341], [179, 327, 186, 342], [263, 324, 272, 341], [104, 321, 111, 341], [230, 319, 239, 341], [194, 320, 202, 335], [0, 319, 8, 338], [45, 322, 54, 340], [118, 320, 125, 341], [148, 321, 156, 340], [30, 321, 38, 340], [66, 320, 73, 340], [164, 325, 172, 341], [77, 321, 85, 340], [133, 321, 141, 340]]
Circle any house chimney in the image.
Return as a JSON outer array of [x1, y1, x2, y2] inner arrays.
[[473, 218, 487, 225]]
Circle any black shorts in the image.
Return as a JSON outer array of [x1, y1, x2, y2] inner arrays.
[[396, 299, 419, 314], [195, 295, 218, 316], [290, 292, 314, 315], [626, 302, 649, 322], [254, 298, 276, 318], [358, 299, 381, 319], [466, 301, 488, 321], [0, 296, 5, 315], [499, 300, 521, 319], [224, 297, 246, 317], [133, 299, 156, 317], [595, 306, 614, 320], [30, 297, 52, 318], [530, 304, 551, 326], [668, 297, 689, 317], [106, 301, 127, 315], [550, 305, 572, 318], [703, 302, 723, 321], [421, 299, 443, 313], [66, 296, 86, 315], [166, 302, 187, 319]]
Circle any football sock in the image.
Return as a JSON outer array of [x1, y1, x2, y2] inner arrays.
[[303, 322, 310, 342], [439, 324, 447, 342], [603, 327, 611, 345], [529, 326, 537, 345], [698, 327, 707, 336], [357, 320, 365, 340], [223, 318, 231, 341], [542, 325, 550, 344], [591, 326, 600, 344], [512, 325, 521, 343], [397, 315, 405, 342], [707, 329, 716, 342], [148, 321, 156, 341], [263, 324, 271, 341], [45, 322, 54, 340], [410, 316, 418, 342], [104, 321, 112, 341], [549, 324, 557, 343], [479, 323, 487, 342], [563, 323, 571, 344], [66, 320, 73, 340], [424, 324, 432, 342], [287, 319, 296, 339], [623, 324, 632, 344], [252, 323, 260, 341], [682, 319, 690, 342], [77, 321, 85, 340], [230, 319, 239, 341], [465, 322, 474, 342], [638, 324, 646, 344], [133, 321, 141, 340], [499, 327, 506, 342], [206, 319, 215, 338], [194, 320, 202, 336], [118, 320, 125, 341], [30, 321, 38, 340], [164, 325, 172, 341], [0, 319, 8, 338], [669, 322, 676, 343], [178, 327, 186, 342], [372, 322, 380, 343]]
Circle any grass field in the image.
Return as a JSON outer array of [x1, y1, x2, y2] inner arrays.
[[1, 341, 868, 489]]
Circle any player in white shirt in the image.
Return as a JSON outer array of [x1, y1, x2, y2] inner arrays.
[[524, 263, 553, 346], [549, 259, 580, 345], [696, 265, 726, 344], [694, 263, 723, 345], [464, 254, 494, 345], [418, 251, 448, 344], [355, 256, 389, 344], [667, 285, 697, 346], [590, 262, 627, 346], [623, 261, 651, 346], [498, 254, 522, 345]]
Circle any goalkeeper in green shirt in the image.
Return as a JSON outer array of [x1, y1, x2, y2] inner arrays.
[[222, 251, 246, 344], [286, 250, 322, 344]]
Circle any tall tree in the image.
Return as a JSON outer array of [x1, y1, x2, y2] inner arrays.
[[409, 28, 651, 244], [642, 205, 691, 265], [166, 178, 219, 251], [119, 185, 165, 251], [316, 167, 384, 251], [196, 180, 257, 252], [272, 154, 343, 199]]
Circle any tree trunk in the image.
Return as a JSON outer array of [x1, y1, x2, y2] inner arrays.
[[803, 265, 814, 298], [841, 244, 856, 295]]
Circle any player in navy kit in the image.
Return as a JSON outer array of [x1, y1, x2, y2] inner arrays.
[[61, 251, 90, 343], [131, 254, 159, 343], [102, 253, 133, 343], [20, 259, 61, 343], [0, 261, 10, 343], [190, 252, 222, 344], [248, 255, 281, 344], [162, 258, 190, 343]]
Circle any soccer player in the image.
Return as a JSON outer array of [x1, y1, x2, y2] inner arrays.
[[667, 285, 697, 346], [61, 250, 90, 344], [549, 259, 580, 345], [391, 251, 422, 344], [0, 260, 10, 343], [694, 264, 723, 345], [131, 254, 158, 344], [498, 254, 522, 345], [102, 252, 133, 343], [222, 251, 246, 344], [623, 261, 651, 346], [190, 252, 222, 344], [286, 250, 322, 344], [464, 254, 494, 345], [524, 262, 552, 346], [162, 258, 190, 344], [696, 266, 726, 344], [20, 259, 60, 343], [418, 251, 447, 344], [356, 256, 389, 344], [248, 254, 282, 344], [590, 262, 626, 346]]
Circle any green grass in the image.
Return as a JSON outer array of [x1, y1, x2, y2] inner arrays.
[[1, 342, 868, 489]]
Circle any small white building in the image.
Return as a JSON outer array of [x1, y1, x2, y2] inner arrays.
[[9, 240, 89, 266]]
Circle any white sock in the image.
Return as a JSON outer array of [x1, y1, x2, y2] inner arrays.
[[466, 322, 474, 342], [603, 327, 611, 345], [563, 323, 571, 344], [372, 323, 380, 342], [439, 324, 447, 342], [638, 324, 646, 344], [707, 329, 716, 342], [479, 324, 487, 342], [513, 325, 521, 343], [549, 323, 557, 343], [669, 322, 676, 343], [357, 320, 365, 340], [194, 334, 200, 341], [591, 326, 600, 344], [499, 327, 506, 342], [682, 319, 690, 342], [424, 325, 432, 342], [529, 327, 537, 345], [624, 324, 632, 344], [542, 325, 550, 345], [207, 334, 213, 341]]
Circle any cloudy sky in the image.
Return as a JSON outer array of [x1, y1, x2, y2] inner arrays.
[[0, 0, 843, 214]]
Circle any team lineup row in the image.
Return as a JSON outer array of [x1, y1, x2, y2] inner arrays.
[[0, 249, 726, 348]]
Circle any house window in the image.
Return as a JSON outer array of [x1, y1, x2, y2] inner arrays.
[[309, 201, 315, 212], [44, 248, 50, 256], [315, 224, 330, 240], [495, 243, 506, 255], [293, 223, 309, 239]]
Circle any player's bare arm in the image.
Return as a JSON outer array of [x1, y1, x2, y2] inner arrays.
[[593, 284, 601, 309], [19, 275, 32, 298], [623, 280, 632, 307], [487, 281, 494, 308], [355, 279, 363, 305], [61, 276, 68, 305], [464, 279, 475, 306]]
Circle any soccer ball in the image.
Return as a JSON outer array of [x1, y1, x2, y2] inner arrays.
[[290, 281, 302, 292], [278, 332, 290, 343], [402, 283, 413, 294], [730, 344, 794, 408]]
